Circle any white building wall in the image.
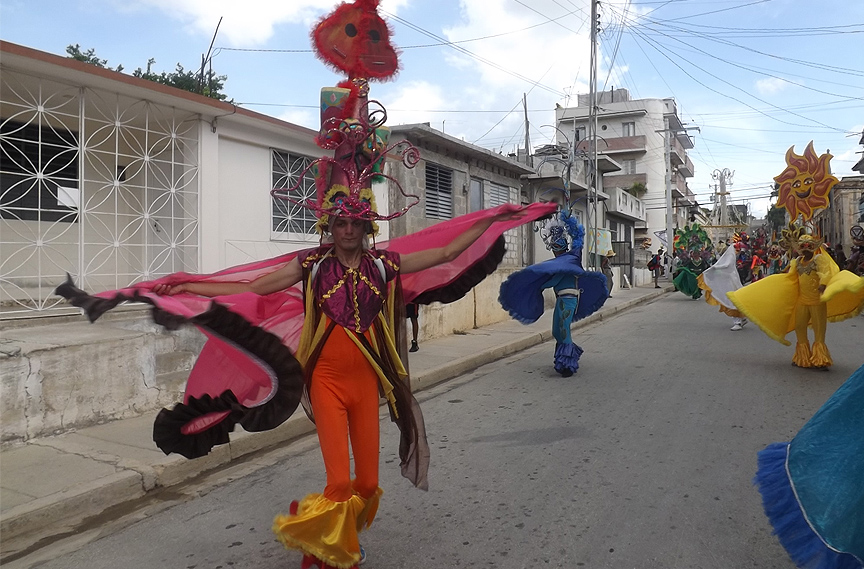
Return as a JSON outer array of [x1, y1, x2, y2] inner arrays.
[[203, 121, 323, 270]]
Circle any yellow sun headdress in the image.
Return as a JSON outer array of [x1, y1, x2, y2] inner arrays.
[[773, 141, 838, 222]]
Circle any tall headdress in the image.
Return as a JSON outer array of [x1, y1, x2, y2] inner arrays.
[[540, 209, 584, 253], [774, 141, 838, 223], [271, 0, 420, 235]]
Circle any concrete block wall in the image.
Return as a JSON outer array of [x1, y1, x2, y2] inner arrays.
[[414, 268, 529, 342], [0, 266, 517, 445], [0, 315, 204, 446]]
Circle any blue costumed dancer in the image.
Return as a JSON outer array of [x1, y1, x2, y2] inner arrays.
[[498, 208, 608, 377], [754, 362, 864, 569]]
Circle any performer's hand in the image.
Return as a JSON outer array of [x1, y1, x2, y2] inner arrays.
[[152, 283, 188, 296]]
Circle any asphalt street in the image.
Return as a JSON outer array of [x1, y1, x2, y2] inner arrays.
[[19, 294, 864, 569]]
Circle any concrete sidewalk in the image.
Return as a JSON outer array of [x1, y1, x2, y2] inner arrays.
[[0, 284, 670, 562]]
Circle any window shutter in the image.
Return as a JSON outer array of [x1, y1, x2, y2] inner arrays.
[[488, 182, 510, 208], [425, 163, 453, 219]]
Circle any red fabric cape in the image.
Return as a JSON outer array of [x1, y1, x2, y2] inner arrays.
[[57, 203, 555, 461]]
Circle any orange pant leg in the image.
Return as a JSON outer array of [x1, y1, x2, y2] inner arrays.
[[310, 327, 380, 503]]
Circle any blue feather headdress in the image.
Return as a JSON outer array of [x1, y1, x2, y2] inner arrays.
[[541, 209, 584, 253]]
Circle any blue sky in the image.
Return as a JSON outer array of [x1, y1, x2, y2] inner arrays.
[[2, 0, 862, 217]]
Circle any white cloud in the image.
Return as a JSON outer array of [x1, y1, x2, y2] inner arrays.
[[441, 0, 592, 103], [276, 107, 318, 131], [755, 77, 789, 96], [134, 0, 412, 47], [381, 80, 447, 126]]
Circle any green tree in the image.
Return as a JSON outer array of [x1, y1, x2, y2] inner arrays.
[[766, 202, 786, 235], [132, 58, 229, 102], [65, 46, 229, 102], [66, 44, 123, 72], [626, 182, 647, 197]]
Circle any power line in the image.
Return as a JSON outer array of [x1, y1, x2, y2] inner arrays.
[[623, 24, 855, 134], [381, 10, 566, 98]]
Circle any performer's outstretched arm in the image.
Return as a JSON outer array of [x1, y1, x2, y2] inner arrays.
[[401, 210, 524, 274], [152, 258, 303, 297]]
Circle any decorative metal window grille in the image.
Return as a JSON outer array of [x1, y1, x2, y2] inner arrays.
[[623, 159, 636, 175], [1, 120, 79, 223], [488, 182, 510, 208], [1, 69, 199, 315], [271, 150, 317, 237], [425, 162, 452, 219]]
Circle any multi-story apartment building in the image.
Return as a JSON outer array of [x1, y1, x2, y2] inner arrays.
[[555, 88, 697, 252]]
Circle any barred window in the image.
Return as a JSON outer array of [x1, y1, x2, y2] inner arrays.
[[272, 150, 317, 236], [487, 182, 510, 208], [1, 120, 79, 223], [425, 162, 452, 219]]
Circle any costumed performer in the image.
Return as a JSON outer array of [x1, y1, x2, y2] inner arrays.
[[754, 362, 864, 569], [648, 248, 663, 288], [765, 244, 786, 276], [55, 1, 557, 567], [847, 225, 864, 276], [726, 143, 864, 369], [696, 241, 748, 331], [498, 207, 609, 377], [671, 223, 713, 299]]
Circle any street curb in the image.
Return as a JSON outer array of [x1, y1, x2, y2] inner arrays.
[[0, 288, 669, 561]]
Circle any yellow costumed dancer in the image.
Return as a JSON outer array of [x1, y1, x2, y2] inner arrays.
[[727, 143, 864, 368]]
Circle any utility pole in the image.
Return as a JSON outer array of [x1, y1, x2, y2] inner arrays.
[[663, 117, 673, 258], [586, 0, 600, 270], [523, 93, 532, 167]]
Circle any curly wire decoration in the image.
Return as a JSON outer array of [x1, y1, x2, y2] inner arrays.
[[272, 96, 422, 224], [270, 139, 421, 223], [365, 99, 387, 129]]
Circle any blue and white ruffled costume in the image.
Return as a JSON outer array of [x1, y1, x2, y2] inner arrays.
[[498, 212, 608, 375]]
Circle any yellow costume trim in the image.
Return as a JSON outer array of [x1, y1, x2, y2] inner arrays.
[[821, 267, 864, 322], [697, 273, 742, 318], [727, 253, 864, 345], [792, 342, 812, 367], [810, 341, 832, 368], [272, 488, 383, 569], [296, 276, 330, 367], [315, 184, 380, 235]]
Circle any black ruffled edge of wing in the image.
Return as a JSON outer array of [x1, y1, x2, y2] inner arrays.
[[55, 274, 304, 458], [412, 236, 506, 305], [152, 391, 241, 459]]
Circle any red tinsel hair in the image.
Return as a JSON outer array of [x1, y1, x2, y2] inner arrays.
[[311, 0, 400, 80]]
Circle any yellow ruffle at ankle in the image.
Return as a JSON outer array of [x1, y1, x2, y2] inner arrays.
[[809, 341, 832, 368], [273, 488, 382, 569], [792, 342, 812, 367]]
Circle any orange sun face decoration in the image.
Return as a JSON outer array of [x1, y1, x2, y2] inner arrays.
[[773, 141, 838, 222]]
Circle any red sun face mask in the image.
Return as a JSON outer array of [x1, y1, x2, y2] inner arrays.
[[312, 0, 399, 80]]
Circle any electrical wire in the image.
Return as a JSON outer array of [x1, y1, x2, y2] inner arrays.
[[623, 24, 855, 133], [381, 10, 566, 98]]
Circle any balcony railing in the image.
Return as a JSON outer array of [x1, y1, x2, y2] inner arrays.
[[603, 172, 647, 189], [606, 186, 646, 222]]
